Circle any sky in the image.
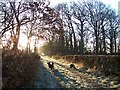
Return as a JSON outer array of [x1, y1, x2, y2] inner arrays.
[[49, 0, 120, 12]]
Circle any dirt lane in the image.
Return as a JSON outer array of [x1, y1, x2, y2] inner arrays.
[[34, 60, 61, 88], [39, 56, 120, 89]]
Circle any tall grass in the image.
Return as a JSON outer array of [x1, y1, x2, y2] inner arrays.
[[53, 55, 120, 76], [2, 49, 40, 88]]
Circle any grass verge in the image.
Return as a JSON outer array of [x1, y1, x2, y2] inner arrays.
[[2, 49, 40, 88]]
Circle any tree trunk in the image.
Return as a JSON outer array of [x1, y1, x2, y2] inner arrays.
[[109, 23, 114, 54], [94, 21, 99, 54], [101, 25, 106, 53], [110, 28, 114, 54], [68, 15, 77, 54], [80, 21, 84, 54], [26, 37, 31, 53], [71, 25, 77, 54], [12, 24, 20, 51], [65, 36, 69, 54], [69, 33, 73, 54], [59, 29, 65, 54], [114, 30, 117, 53], [110, 37, 113, 54]]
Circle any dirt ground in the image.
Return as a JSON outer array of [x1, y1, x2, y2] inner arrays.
[[34, 56, 120, 89]]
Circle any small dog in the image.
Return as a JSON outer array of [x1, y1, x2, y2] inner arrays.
[[70, 64, 76, 69], [47, 62, 54, 70]]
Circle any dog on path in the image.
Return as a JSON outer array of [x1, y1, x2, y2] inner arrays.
[[70, 64, 76, 69], [47, 62, 54, 70]]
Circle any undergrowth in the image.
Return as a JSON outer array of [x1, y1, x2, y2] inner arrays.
[[2, 49, 40, 88]]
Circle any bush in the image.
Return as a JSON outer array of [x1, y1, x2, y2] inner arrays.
[[2, 49, 40, 88]]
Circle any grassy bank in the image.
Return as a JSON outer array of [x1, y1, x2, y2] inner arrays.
[[2, 49, 40, 88], [52, 55, 120, 76]]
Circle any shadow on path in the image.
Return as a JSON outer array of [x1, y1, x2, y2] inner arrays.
[[53, 69, 81, 89], [34, 59, 61, 88]]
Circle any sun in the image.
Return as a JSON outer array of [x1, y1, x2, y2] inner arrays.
[[18, 34, 45, 50], [18, 34, 28, 50], [39, 39, 45, 46]]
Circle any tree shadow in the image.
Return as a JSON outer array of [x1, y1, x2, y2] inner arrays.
[[52, 61, 103, 88], [53, 69, 80, 89]]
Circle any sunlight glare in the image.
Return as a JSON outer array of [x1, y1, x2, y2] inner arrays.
[[18, 34, 28, 50], [18, 34, 45, 50]]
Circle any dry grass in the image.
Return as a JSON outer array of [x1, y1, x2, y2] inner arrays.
[[52, 55, 120, 76], [2, 49, 40, 88]]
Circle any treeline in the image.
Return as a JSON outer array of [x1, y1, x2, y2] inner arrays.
[[0, 0, 63, 53], [41, 1, 120, 55], [0, 0, 120, 55]]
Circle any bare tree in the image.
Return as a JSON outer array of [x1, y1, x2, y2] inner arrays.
[[71, 2, 87, 54], [106, 10, 119, 54]]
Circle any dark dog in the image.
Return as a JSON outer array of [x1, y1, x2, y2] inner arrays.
[[47, 62, 54, 70], [70, 64, 76, 69]]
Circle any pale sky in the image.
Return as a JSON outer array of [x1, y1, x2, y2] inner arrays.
[[49, 0, 120, 12]]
